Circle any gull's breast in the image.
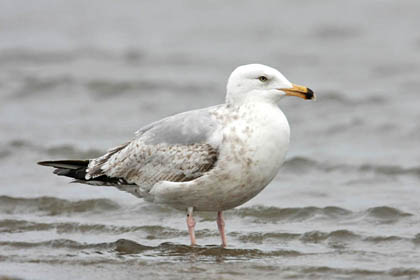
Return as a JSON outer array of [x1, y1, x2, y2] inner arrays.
[[149, 103, 291, 211], [219, 103, 290, 197]]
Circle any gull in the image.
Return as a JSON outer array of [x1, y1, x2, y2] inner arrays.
[[38, 64, 315, 247]]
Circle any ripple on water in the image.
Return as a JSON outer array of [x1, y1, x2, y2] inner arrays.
[[235, 232, 300, 244], [364, 206, 412, 223], [300, 230, 360, 243], [0, 238, 302, 261], [3, 139, 103, 159], [232, 205, 352, 223], [0, 219, 190, 241], [282, 156, 420, 179], [235, 229, 418, 248], [2, 218, 417, 248], [0, 196, 120, 216]]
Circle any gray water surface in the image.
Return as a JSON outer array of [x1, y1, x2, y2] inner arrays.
[[1, 0, 420, 279]]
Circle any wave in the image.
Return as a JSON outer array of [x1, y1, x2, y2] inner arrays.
[[9, 74, 214, 100], [1, 194, 412, 225], [3, 217, 416, 246], [317, 91, 386, 106], [0, 196, 120, 216], [364, 206, 412, 221], [152, 241, 302, 258], [300, 230, 360, 243], [236, 229, 416, 246], [1, 232, 418, 261], [1, 139, 103, 159], [85, 79, 213, 97], [313, 24, 361, 40], [281, 156, 319, 173], [0, 219, 185, 239], [282, 156, 420, 178], [13, 76, 75, 98], [44, 144, 103, 158], [232, 205, 413, 225], [0, 49, 80, 65], [0, 48, 119, 65], [295, 266, 420, 278], [0, 238, 301, 258], [235, 232, 300, 243], [358, 164, 420, 177], [232, 205, 352, 222], [0, 48, 213, 69]]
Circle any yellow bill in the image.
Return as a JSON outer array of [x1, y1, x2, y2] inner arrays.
[[280, 84, 315, 100]]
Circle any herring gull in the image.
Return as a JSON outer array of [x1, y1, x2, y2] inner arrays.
[[38, 64, 315, 247]]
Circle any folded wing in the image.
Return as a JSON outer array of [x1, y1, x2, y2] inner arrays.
[[85, 106, 222, 193]]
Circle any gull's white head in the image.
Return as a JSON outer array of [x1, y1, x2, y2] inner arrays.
[[226, 64, 314, 105]]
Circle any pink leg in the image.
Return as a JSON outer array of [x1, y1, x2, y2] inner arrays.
[[217, 211, 227, 247], [186, 207, 196, 246]]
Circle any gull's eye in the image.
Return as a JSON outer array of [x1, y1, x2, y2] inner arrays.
[[258, 76, 268, 82]]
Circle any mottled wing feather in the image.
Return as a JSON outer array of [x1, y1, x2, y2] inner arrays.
[[86, 142, 130, 178], [86, 106, 222, 190], [93, 142, 218, 188]]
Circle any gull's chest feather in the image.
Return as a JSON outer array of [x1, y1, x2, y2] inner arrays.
[[220, 103, 290, 183]]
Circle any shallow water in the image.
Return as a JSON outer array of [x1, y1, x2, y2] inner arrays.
[[1, 0, 420, 279]]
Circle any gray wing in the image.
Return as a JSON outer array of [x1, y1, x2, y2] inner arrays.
[[85, 105, 223, 192]]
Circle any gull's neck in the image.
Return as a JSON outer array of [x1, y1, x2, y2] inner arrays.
[[226, 89, 282, 107], [226, 96, 280, 110]]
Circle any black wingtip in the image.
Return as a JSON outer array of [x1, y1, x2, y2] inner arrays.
[[37, 160, 89, 169]]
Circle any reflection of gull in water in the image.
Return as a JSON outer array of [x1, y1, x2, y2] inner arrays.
[[38, 64, 315, 247]]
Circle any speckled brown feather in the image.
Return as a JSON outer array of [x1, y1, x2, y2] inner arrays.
[[86, 141, 218, 190]]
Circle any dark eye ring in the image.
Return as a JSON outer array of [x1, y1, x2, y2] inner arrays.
[[258, 76, 268, 82]]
